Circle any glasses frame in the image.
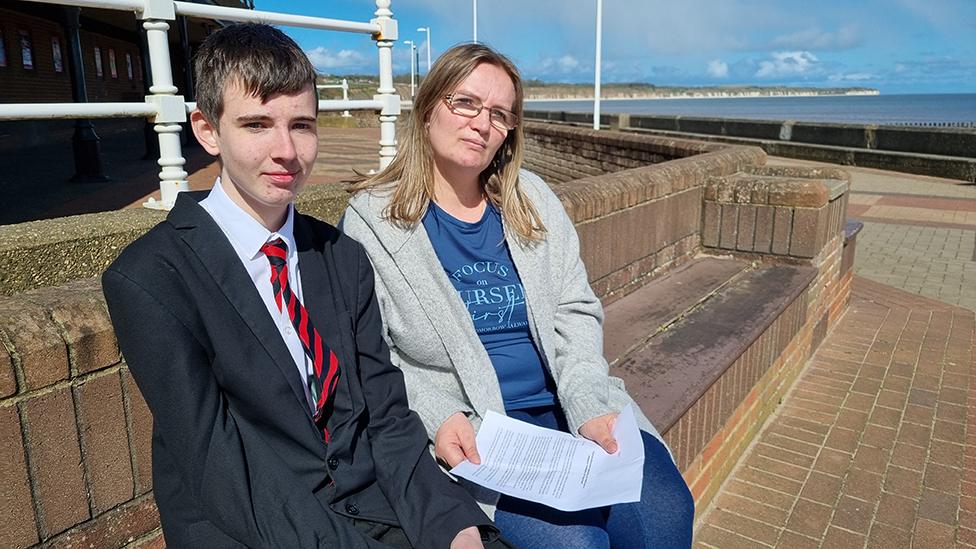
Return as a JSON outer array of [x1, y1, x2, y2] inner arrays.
[[443, 92, 519, 131]]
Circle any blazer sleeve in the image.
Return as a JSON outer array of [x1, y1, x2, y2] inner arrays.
[[102, 266, 381, 549], [348, 245, 497, 548]]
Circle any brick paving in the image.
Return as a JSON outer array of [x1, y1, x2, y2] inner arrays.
[[696, 277, 975, 548]]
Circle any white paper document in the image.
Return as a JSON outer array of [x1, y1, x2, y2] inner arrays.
[[450, 404, 645, 511]]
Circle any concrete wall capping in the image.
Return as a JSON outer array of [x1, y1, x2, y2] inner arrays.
[[20, 279, 121, 377], [703, 165, 850, 210]]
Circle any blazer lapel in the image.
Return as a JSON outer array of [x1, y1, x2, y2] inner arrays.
[[169, 193, 313, 421]]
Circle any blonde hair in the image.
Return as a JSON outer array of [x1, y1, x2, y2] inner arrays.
[[348, 43, 545, 242]]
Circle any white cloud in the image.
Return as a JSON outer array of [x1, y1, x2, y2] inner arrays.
[[707, 59, 729, 78], [556, 55, 580, 72], [769, 26, 861, 51], [305, 48, 368, 71], [538, 54, 583, 74], [755, 51, 820, 78]]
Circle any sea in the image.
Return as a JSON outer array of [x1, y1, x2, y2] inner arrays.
[[525, 93, 976, 127]]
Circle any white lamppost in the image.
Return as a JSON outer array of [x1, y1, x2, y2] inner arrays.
[[403, 40, 417, 98], [593, 0, 602, 130], [416, 26, 432, 74], [473, 0, 478, 43]]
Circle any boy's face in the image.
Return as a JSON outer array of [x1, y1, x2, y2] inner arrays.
[[192, 79, 319, 229]]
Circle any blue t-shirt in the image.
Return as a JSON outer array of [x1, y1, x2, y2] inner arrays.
[[422, 201, 555, 411]]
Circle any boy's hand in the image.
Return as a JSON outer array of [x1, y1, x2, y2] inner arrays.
[[450, 526, 485, 549]]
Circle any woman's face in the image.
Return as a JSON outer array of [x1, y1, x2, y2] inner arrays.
[[426, 62, 517, 182]]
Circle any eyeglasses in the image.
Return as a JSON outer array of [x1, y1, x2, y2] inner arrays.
[[443, 92, 519, 131]]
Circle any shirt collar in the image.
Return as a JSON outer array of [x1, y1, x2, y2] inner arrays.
[[204, 177, 297, 261]]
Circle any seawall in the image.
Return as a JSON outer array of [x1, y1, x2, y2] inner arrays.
[[525, 111, 976, 183]]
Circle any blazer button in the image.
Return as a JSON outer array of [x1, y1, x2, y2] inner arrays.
[[327, 457, 339, 470], [345, 503, 359, 516]]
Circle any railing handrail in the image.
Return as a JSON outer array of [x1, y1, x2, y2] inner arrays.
[[5, 0, 399, 210], [173, 2, 378, 33], [25, 0, 380, 33], [316, 79, 352, 117], [0, 99, 383, 120]]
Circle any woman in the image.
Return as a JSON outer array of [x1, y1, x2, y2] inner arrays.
[[342, 43, 694, 548]]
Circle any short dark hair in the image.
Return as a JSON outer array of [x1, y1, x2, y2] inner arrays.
[[193, 23, 317, 125]]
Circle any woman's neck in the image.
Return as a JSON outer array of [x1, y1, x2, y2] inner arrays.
[[432, 164, 486, 222]]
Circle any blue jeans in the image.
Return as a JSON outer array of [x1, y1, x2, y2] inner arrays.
[[493, 406, 694, 549]]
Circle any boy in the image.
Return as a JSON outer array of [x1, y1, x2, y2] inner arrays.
[[103, 23, 498, 548]]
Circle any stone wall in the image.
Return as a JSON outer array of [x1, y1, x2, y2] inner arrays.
[[0, 278, 161, 548], [524, 110, 976, 182], [521, 122, 766, 302], [626, 115, 976, 159], [0, 185, 350, 296]]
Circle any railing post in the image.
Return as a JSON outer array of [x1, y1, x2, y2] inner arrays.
[[140, 0, 189, 210], [341, 79, 351, 117], [372, 0, 399, 169], [61, 6, 108, 182]]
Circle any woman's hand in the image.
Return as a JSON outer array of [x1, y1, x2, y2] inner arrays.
[[579, 413, 620, 454], [435, 412, 481, 467], [450, 526, 485, 549]]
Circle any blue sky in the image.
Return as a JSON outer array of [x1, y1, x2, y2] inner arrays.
[[256, 0, 976, 94]]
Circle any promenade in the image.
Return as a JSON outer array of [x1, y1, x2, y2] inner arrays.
[[4, 127, 974, 547]]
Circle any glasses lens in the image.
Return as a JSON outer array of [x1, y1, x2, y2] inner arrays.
[[448, 94, 482, 116], [490, 109, 518, 130]]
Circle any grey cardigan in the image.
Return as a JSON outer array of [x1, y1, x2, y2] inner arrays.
[[342, 170, 667, 515]]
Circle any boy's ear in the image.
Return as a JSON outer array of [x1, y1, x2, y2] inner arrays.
[[190, 109, 221, 156]]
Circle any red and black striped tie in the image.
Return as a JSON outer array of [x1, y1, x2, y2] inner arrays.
[[260, 238, 340, 441]]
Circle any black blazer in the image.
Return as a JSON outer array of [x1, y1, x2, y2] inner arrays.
[[102, 192, 491, 548]]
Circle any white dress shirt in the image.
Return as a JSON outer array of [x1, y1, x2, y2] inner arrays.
[[201, 179, 315, 412]]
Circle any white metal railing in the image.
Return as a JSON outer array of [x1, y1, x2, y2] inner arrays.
[[2, 0, 400, 210], [317, 80, 351, 117]]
